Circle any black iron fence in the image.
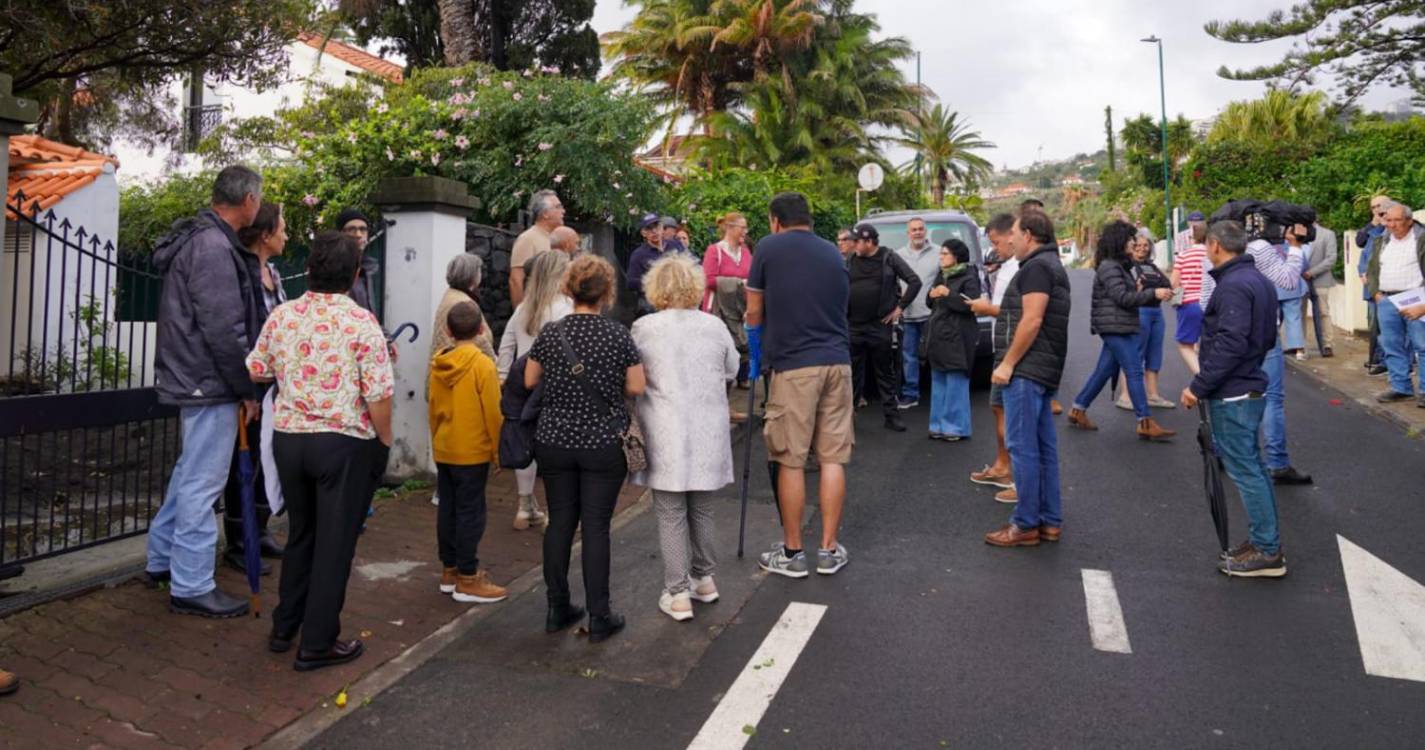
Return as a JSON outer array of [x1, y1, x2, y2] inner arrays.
[[1, 197, 179, 573]]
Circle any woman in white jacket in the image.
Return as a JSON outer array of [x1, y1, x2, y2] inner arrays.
[[497, 250, 573, 529], [630, 255, 739, 622]]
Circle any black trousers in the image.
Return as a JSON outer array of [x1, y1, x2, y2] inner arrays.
[[850, 324, 898, 418], [436, 462, 490, 575], [271, 432, 387, 652], [223, 418, 272, 549], [536, 444, 626, 618]]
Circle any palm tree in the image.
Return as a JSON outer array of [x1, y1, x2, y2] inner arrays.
[[895, 105, 995, 207], [603, 0, 739, 135], [710, 0, 821, 83], [1208, 89, 1334, 145]]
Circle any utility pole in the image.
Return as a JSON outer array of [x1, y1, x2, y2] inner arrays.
[[1142, 35, 1172, 260], [1104, 105, 1116, 172], [914, 51, 923, 199]]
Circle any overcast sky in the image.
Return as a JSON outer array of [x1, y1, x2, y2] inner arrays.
[[592, 0, 1412, 170]]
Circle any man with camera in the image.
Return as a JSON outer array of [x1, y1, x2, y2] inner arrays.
[[1181, 220, 1286, 578]]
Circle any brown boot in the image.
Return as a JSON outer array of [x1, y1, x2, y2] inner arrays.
[[984, 524, 1040, 547], [0, 668, 18, 696], [453, 571, 507, 604], [1137, 417, 1176, 441], [1067, 407, 1097, 431]]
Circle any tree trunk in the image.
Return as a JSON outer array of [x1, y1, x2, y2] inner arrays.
[[439, 0, 481, 65]]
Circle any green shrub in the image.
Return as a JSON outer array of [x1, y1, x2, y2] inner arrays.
[[118, 171, 215, 256]]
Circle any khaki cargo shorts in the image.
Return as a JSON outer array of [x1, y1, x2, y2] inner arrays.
[[763, 364, 855, 469]]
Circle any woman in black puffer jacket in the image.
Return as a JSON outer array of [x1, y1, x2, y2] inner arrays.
[[1067, 221, 1176, 440], [922, 239, 982, 441]]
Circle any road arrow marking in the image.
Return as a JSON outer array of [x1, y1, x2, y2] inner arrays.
[[1082, 569, 1132, 654], [688, 601, 827, 750], [1338, 534, 1425, 683]]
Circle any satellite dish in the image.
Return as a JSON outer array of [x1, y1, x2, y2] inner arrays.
[[857, 163, 884, 191]]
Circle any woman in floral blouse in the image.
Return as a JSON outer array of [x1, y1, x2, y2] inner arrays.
[[246, 231, 394, 672]]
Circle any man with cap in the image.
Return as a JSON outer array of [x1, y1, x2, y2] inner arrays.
[[660, 216, 687, 253], [847, 223, 922, 431], [627, 213, 669, 315], [1174, 210, 1207, 258], [336, 208, 382, 315]]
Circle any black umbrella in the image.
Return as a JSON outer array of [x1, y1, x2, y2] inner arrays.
[[1306, 284, 1326, 356], [1195, 402, 1230, 554], [737, 327, 763, 559], [235, 419, 263, 617]]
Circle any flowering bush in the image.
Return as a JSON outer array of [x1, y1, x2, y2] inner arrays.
[[221, 64, 666, 237], [666, 167, 860, 250]]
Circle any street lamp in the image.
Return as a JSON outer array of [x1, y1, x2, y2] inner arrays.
[[1142, 35, 1172, 260]]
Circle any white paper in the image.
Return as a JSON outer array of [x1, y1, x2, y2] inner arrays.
[[1387, 287, 1425, 311], [260, 389, 285, 516]]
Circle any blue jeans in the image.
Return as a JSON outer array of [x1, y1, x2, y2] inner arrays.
[[1279, 297, 1305, 351], [1137, 307, 1165, 372], [1208, 397, 1280, 555], [929, 369, 971, 437], [1377, 297, 1425, 395], [1260, 343, 1289, 471], [146, 403, 239, 598], [900, 320, 926, 400], [1073, 334, 1150, 419], [1003, 376, 1061, 530]]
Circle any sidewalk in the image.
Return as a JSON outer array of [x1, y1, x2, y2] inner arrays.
[[1287, 330, 1425, 437], [0, 473, 644, 749]]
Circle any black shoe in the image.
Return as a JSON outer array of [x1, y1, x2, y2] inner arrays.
[[1270, 466, 1314, 485], [258, 534, 286, 559], [223, 549, 272, 576], [294, 639, 363, 672], [1376, 389, 1413, 403], [1417, 394, 1425, 409], [144, 569, 170, 588], [269, 629, 297, 654], [1366, 364, 1388, 376], [546, 603, 586, 633], [884, 415, 907, 432], [588, 613, 626, 644], [1321, 347, 1334, 358], [736, 380, 750, 390], [170, 589, 249, 618]]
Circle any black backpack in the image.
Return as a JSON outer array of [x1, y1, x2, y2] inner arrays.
[[497, 354, 542, 469]]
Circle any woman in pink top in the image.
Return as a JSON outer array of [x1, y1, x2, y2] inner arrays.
[[702, 212, 753, 391]]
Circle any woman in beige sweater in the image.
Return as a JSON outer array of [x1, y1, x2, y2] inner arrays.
[[431, 254, 495, 360]]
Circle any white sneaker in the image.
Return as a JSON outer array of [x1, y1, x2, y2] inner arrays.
[[689, 575, 719, 603], [659, 591, 694, 621], [431, 493, 440, 506]]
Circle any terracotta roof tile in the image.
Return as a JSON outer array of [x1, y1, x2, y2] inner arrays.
[[7, 136, 119, 220], [297, 33, 404, 83]]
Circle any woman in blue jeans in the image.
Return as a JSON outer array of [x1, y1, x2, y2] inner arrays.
[[1127, 232, 1175, 407], [1067, 221, 1177, 440], [922, 239, 981, 440]]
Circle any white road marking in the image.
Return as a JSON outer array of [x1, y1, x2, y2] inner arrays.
[[1338, 535, 1425, 683], [1081, 569, 1132, 654], [687, 602, 828, 750]]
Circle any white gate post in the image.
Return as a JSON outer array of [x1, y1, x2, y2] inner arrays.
[[370, 176, 480, 481]]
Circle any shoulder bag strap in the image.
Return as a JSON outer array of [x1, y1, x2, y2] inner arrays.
[[556, 321, 624, 429]]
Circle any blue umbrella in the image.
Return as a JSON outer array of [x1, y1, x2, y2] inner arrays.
[[236, 418, 263, 616]]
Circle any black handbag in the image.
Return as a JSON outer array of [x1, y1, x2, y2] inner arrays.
[[497, 355, 538, 469], [555, 321, 647, 473]]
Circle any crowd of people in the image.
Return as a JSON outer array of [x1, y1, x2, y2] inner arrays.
[[7, 158, 1421, 696]]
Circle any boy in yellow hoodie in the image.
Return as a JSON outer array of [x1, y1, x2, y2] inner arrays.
[[428, 302, 507, 603]]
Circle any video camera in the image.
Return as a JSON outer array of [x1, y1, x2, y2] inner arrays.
[[1209, 199, 1317, 243]]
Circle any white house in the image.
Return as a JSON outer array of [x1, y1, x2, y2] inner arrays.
[[113, 34, 405, 184]]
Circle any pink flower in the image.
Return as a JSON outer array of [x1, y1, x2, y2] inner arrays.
[[538, 142, 553, 151], [542, 65, 561, 75], [451, 77, 465, 87], [629, 207, 639, 215], [376, 103, 389, 114], [301, 130, 316, 139], [302, 194, 319, 207], [514, 190, 524, 198], [471, 109, 480, 118], [512, 92, 523, 101], [502, 81, 514, 90], [432, 129, 448, 140], [447, 92, 467, 105], [385, 146, 395, 161], [454, 135, 470, 150], [537, 94, 550, 102], [612, 182, 620, 190], [431, 152, 441, 166], [478, 77, 491, 86], [553, 174, 564, 184], [522, 70, 533, 78], [410, 149, 423, 159], [515, 156, 523, 167], [346, 132, 358, 144]]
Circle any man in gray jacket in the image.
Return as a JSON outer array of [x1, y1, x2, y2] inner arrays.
[[146, 166, 264, 618], [1302, 223, 1337, 357]]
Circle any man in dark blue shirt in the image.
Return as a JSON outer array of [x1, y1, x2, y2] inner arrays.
[[1181, 220, 1286, 579], [746, 192, 853, 578]]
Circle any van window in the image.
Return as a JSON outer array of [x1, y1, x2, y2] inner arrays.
[[874, 221, 981, 262]]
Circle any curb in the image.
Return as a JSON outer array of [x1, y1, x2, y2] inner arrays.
[[257, 488, 653, 750], [1285, 357, 1422, 437]]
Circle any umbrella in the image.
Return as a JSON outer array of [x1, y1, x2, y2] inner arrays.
[[737, 325, 764, 559], [1195, 402, 1230, 554], [235, 416, 263, 617], [386, 321, 419, 344]]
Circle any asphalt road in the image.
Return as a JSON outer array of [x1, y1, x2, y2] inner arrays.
[[315, 268, 1425, 749]]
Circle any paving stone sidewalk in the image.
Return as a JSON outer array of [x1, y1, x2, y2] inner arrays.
[[0, 474, 643, 749], [1287, 330, 1425, 436]]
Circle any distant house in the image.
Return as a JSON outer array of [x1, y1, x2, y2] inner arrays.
[[1060, 175, 1085, 187], [113, 34, 405, 182], [636, 134, 695, 179], [994, 182, 1032, 199]]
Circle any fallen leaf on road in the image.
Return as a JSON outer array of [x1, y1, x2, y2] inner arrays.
[[360, 630, 373, 638], [742, 725, 756, 737], [1329, 399, 1342, 406], [335, 691, 348, 708]]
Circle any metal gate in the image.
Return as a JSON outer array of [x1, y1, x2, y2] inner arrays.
[[1, 197, 180, 576]]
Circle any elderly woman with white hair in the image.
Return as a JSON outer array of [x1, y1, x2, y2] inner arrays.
[[630, 255, 739, 622], [432, 253, 495, 361]]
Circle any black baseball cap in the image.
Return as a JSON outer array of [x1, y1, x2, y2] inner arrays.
[[853, 224, 879, 242], [639, 213, 660, 230], [1187, 211, 1206, 222]]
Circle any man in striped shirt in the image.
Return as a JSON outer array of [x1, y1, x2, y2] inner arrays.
[[1200, 229, 1315, 486]]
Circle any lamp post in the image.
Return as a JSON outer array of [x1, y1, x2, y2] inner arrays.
[[1142, 35, 1171, 261]]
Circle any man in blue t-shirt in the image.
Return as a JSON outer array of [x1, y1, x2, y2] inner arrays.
[[746, 192, 853, 578]]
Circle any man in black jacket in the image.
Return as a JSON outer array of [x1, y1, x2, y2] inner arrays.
[[847, 224, 921, 431], [1180, 220, 1286, 578], [146, 166, 264, 618]]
